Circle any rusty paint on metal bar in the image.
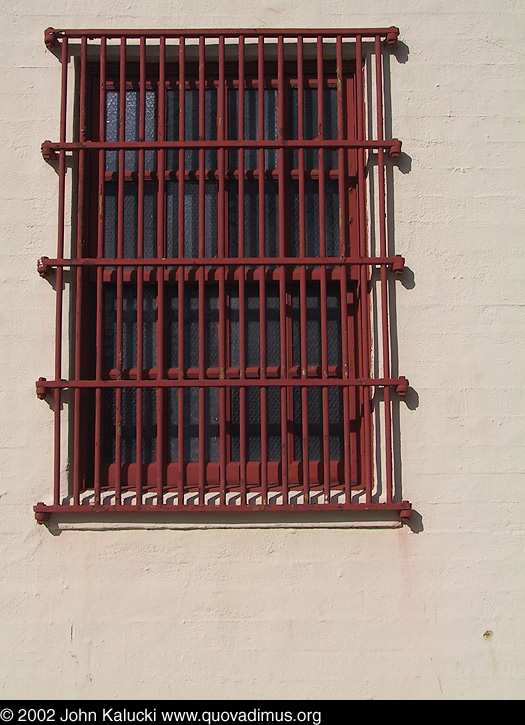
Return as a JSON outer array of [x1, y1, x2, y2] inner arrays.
[[99, 167, 359, 184], [97, 363, 350, 380]]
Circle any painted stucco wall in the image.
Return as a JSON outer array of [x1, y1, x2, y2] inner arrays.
[[0, 0, 523, 700]]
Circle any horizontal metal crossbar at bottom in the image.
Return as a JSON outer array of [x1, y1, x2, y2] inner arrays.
[[34, 501, 413, 523]]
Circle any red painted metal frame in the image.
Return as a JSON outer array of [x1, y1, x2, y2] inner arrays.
[[45, 27, 400, 42], [35, 27, 412, 523]]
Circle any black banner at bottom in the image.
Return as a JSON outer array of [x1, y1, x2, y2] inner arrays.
[[0, 703, 357, 725]]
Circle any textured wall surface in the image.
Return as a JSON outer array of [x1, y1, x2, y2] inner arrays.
[[0, 0, 523, 700]]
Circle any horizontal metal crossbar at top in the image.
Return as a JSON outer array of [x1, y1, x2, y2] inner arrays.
[[44, 27, 400, 43]]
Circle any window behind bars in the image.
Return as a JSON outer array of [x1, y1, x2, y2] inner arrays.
[[35, 28, 412, 523]]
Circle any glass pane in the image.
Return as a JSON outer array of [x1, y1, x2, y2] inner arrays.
[[328, 387, 344, 460], [183, 87, 217, 170], [265, 180, 279, 257], [183, 388, 219, 462], [289, 87, 338, 169], [166, 90, 179, 171], [104, 182, 156, 258], [183, 283, 219, 369], [229, 387, 280, 463], [246, 285, 260, 368], [292, 387, 343, 462], [102, 388, 156, 466], [184, 387, 199, 462], [106, 90, 156, 172], [264, 89, 278, 170], [291, 281, 342, 368], [183, 181, 199, 257], [266, 387, 281, 461], [166, 388, 179, 463], [103, 285, 157, 371], [265, 284, 280, 368], [246, 388, 261, 460], [290, 179, 340, 257], [105, 90, 119, 172], [184, 88, 200, 170], [178, 181, 218, 258], [166, 286, 179, 371], [228, 181, 260, 258], [124, 90, 139, 171], [184, 284, 199, 369], [229, 288, 240, 368]]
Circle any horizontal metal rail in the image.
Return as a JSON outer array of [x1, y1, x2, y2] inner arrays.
[[36, 377, 409, 392], [42, 138, 402, 153], [38, 255, 405, 271], [34, 500, 413, 524], [45, 27, 400, 41]]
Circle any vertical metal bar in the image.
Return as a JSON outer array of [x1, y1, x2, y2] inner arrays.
[[317, 36, 330, 502], [217, 35, 226, 505], [277, 35, 289, 504], [94, 36, 106, 506], [156, 35, 166, 505], [337, 35, 352, 501], [136, 35, 146, 505], [218, 35, 227, 505], [198, 36, 206, 504], [238, 35, 247, 505], [297, 36, 310, 502], [258, 35, 268, 503], [177, 36, 186, 505], [115, 36, 126, 506], [54, 36, 68, 506], [73, 35, 87, 507], [356, 35, 373, 503], [375, 35, 393, 503]]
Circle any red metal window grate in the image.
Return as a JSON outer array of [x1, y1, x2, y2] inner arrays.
[[35, 27, 412, 522]]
